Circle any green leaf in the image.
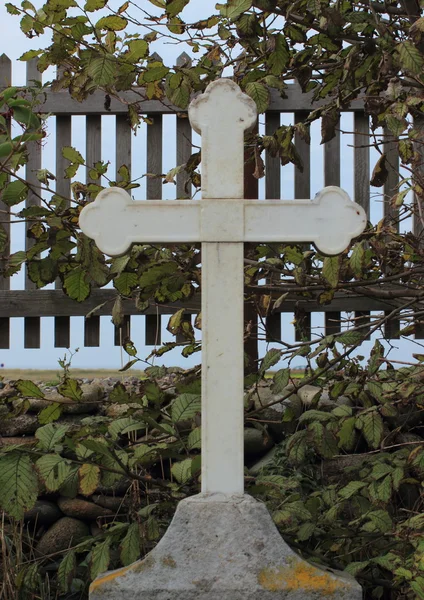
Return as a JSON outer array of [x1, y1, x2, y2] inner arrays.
[[245, 81, 269, 113], [58, 378, 83, 402], [0, 142, 13, 158], [108, 417, 144, 440], [146, 516, 160, 540], [345, 561, 370, 576], [38, 402, 63, 424], [58, 550, 76, 594], [120, 523, 141, 566], [337, 416, 356, 450], [59, 466, 79, 498], [187, 427, 201, 450], [171, 458, 193, 483], [85, 0, 107, 10], [36, 454, 72, 492], [322, 255, 340, 287], [64, 267, 90, 301], [35, 423, 69, 450], [80, 438, 113, 457], [139, 262, 178, 287], [78, 463, 100, 496], [287, 430, 308, 464], [396, 41, 424, 75], [126, 39, 149, 61], [299, 410, 333, 423], [297, 522, 315, 541], [0, 453, 38, 519], [267, 34, 290, 75], [259, 348, 282, 376], [87, 55, 117, 86], [309, 422, 338, 458], [337, 330, 363, 346], [0, 224, 8, 253], [16, 379, 44, 398], [165, 0, 189, 17], [109, 382, 130, 404], [339, 480, 367, 499], [2, 181, 28, 206], [217, 0, 252, 20], [114, 272, 138, 296], [90, 539, 111, 579], [96, 15, 128, 31], [18, 49, 42, 61], [171, 393, 201, 422], [376, 475, 392, 503], [357, 410, 383, 449], [12, 106, 40, 128], [363, 510, 392, 533], [272, 368, 290, 393], [62, 146, 84, 164], [119, 359, 140, 372], [144, 65, 170, 82], [166, 81, 190, 109], [349, 242, 364, 276]]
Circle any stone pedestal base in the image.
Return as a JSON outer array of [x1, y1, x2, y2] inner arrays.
[[90, 493, 362, 600]]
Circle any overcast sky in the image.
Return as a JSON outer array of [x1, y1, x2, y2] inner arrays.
[[0, 1, 418, 371]]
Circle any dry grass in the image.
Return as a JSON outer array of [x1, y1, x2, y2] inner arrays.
[[0, 369, 145, 383]]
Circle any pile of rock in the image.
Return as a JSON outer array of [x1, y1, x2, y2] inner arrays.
[[0, 375, 352, 561]]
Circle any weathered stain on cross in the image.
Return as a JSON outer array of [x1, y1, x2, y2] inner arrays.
[[80, 79, 367, 496]]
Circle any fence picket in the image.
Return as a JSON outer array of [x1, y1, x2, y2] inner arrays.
[[0, 54, 11, 349], [84, 115, 102, 346], [323, 120, 341, 339], [414, 116, 424, 338], [265, 112, 281, 342], [384, 129, 400, 339], [114, 114, 132, 347], [54, 115, 72, 348], [145, 102, 163, 346], [295, 111, 312, 341], [354, 113, 371, 340], [24, 59, 42, 349]]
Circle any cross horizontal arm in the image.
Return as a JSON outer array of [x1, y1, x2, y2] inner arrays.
[[79, 186, 366, 257], [79, 188, 201, 256]]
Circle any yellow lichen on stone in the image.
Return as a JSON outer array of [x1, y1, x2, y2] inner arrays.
[[258, 561, 347, 596], [162, 556, 177, 568], [90, 556, 156, 594], [89, 565, 132, 595]]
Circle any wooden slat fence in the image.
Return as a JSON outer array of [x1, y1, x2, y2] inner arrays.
[[0, 54, 421, 355]]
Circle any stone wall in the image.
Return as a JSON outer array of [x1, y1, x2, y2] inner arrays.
[[0, 375, 351, 564]]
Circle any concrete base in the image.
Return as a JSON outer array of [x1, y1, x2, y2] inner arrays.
[[90, 493, 362, 600]]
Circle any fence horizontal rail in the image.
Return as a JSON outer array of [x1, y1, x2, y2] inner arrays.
[[0, 289, 400, 319], [29, 84, 367, 116]]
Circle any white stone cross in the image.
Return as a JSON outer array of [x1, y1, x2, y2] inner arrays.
[[79, 79, 366, 496]]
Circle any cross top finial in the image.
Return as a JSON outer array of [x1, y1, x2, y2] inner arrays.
[[188, 79, 257, 199], [189, 79, 257, 135]]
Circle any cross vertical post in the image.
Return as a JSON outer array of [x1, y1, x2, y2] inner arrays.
[[189, 80, 257, 494]]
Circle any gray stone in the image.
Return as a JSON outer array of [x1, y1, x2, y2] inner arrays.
[[0, 414, 39, 436], [96, 478, 132, 496], [0, 383, 16, 399], [297, 385, 322, 406], [24, 500, 63, 526], [36, 517, 89, 557], [0, 436, 36, 447], [23, 382, 104, 414], [58, 497, 114, 520], [92, 495, 128, 512], [89, 493, 361, 600], [249, 446, 279, 476], [244, 428, 274, 457]]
